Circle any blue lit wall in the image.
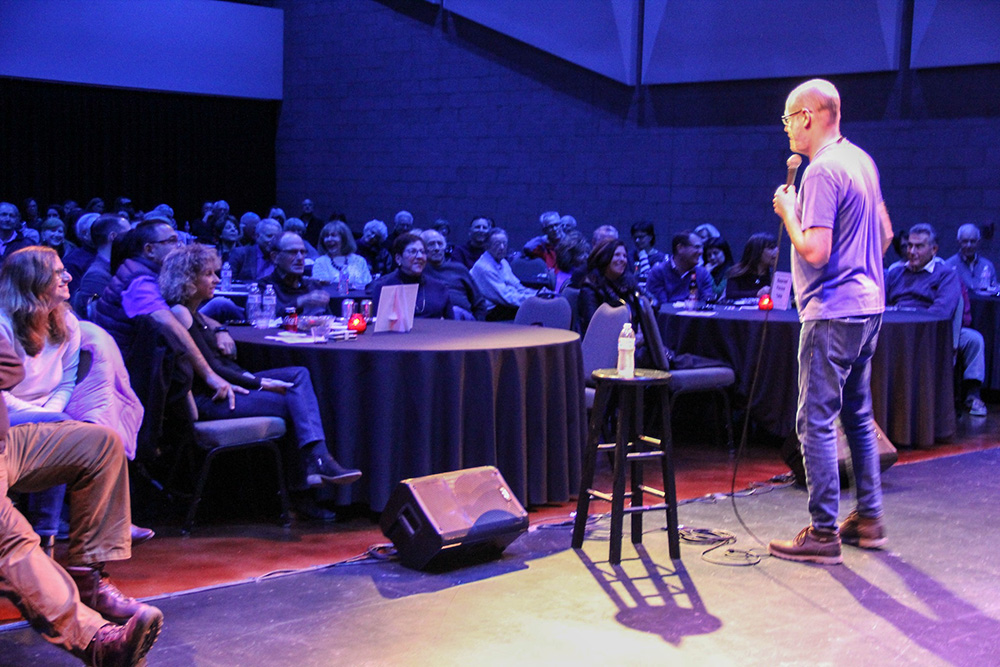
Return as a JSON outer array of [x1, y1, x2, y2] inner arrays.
[[276, 1, 999, 261]]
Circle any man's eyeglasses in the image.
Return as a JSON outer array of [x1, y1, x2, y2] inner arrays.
[[402, 248, 426, 258], [279, 248, 308, 256], [781, 108, 808, 127], [151, 236, 180, 246]]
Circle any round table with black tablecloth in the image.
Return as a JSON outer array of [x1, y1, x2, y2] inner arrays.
[[229, 319, 585, 511], [969, 292, 1000, 392], [656, 305, 955, 448]]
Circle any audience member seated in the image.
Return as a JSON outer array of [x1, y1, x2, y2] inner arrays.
[[0, 336, 164, 665], [85, 197, 105, 214], [522, 211, 564, 270], [451, 216, 493, 270], [646, 230, 714, 304], [421, 229, 487, 320], [1, 247, 151, 554], [945, 223, 996, 291], [258, 232, 333, 316], [726, 232, 778, 299], [0, 201, 33, 264], [213, 215, 241, 264], [630, 221, 666, 285], [591, 224, 619, 247], [387, 210, 415, 248], [283, 218, 320, 260], [21, 197, 43, 232], [470, 228, 537, 320], [694, 223, 722, 241], [71, 214, 131, 319], [368, 233, 454, 319], [703, 236, 734, 301], [228, 217, 282, 283], [300, 198, 323, 246], [432, 218, 455, 260], [554, 231, 590, 293], [578, 239, 642, 338], [63, 213, 100, 296], [159, 244, 361, 507], [887, 227, 909, 270], [560, 214, 578, 232], [238, 211, 260, 247], [39, 218, 78, 259], [268, 207, 286, 225], [885, 223, 987, 416], [192, 200, 228, 244], [311, 221, 373, 290], [93, 219, 239, 407], [356, 219, 393, 278]]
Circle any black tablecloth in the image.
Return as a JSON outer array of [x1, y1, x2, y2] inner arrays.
[[657, 305, 956, 447], [229, 320, 585, 511], [970, 293, 1000, 391]]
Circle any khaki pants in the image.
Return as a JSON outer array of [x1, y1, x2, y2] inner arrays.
[[1, 421, 131, 654]]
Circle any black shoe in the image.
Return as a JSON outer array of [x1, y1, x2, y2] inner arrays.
[[130, 524, 155, 546], [84, 605, 163, 666], [305, 455, 362, 487], [291, 495, 338, 522]]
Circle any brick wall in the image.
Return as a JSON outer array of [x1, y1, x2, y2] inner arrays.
[[276, 0, 1000, 262]]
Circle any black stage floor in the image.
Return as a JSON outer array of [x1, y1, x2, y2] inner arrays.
[[4, 449, 1000, 666]]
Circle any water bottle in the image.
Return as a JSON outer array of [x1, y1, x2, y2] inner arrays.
[[338, 268, 350, 296], [220, 261, 232, 292], [617, 322, 636, 379], [246, 283, 262, 327], [978, 264, 991, 291], [262, 284, 277, 325]]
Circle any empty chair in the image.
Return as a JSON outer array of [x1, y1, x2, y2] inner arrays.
[[580, 303, 631, 409], [637, 297, 735, 451], [514, 294, 572, 329]]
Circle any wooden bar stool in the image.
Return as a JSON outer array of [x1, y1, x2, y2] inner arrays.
[[571, 368, 680, 564]]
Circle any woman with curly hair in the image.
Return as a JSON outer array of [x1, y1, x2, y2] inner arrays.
[[159, 244, 361, 516]]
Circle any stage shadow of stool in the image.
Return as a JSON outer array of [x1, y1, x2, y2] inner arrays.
[[572, 368, 680, 564]]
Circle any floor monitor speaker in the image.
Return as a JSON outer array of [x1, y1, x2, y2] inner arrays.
[[380, 466, 529, 571]]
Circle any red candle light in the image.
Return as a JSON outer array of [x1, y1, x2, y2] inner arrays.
[[758, 293, 774, 311], [347, 313, 367, 333]]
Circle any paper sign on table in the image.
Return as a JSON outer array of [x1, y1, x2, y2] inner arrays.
[[771, 271, 793, 310], [374, 284, 418, 332]]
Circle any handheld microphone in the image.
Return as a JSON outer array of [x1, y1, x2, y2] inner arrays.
[[785, 154, 802, 190]]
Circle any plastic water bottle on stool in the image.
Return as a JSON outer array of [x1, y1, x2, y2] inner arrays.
[[617, 322, 635, 379], [220, 262, 232, 292], [247, 283, 262, 327]]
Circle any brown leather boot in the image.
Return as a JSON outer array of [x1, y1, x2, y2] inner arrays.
[[83, 605, 163, 667], [68, 564, 152, 624]]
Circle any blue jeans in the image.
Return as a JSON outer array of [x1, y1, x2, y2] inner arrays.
[[193, 366, 330, 487], [796, 315, 883, 532]]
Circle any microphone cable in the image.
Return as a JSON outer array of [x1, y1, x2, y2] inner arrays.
[[718, 176, 797, 561]]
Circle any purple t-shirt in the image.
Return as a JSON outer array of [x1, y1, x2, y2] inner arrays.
[[122, 275, 169, 318], [792, 137, 885, 321]]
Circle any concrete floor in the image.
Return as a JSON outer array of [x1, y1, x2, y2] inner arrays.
[[5, 447, 1000, 666]]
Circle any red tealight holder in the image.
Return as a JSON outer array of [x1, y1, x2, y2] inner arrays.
[[347, 313, 367, 333], [758, 294, 774, 311]]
